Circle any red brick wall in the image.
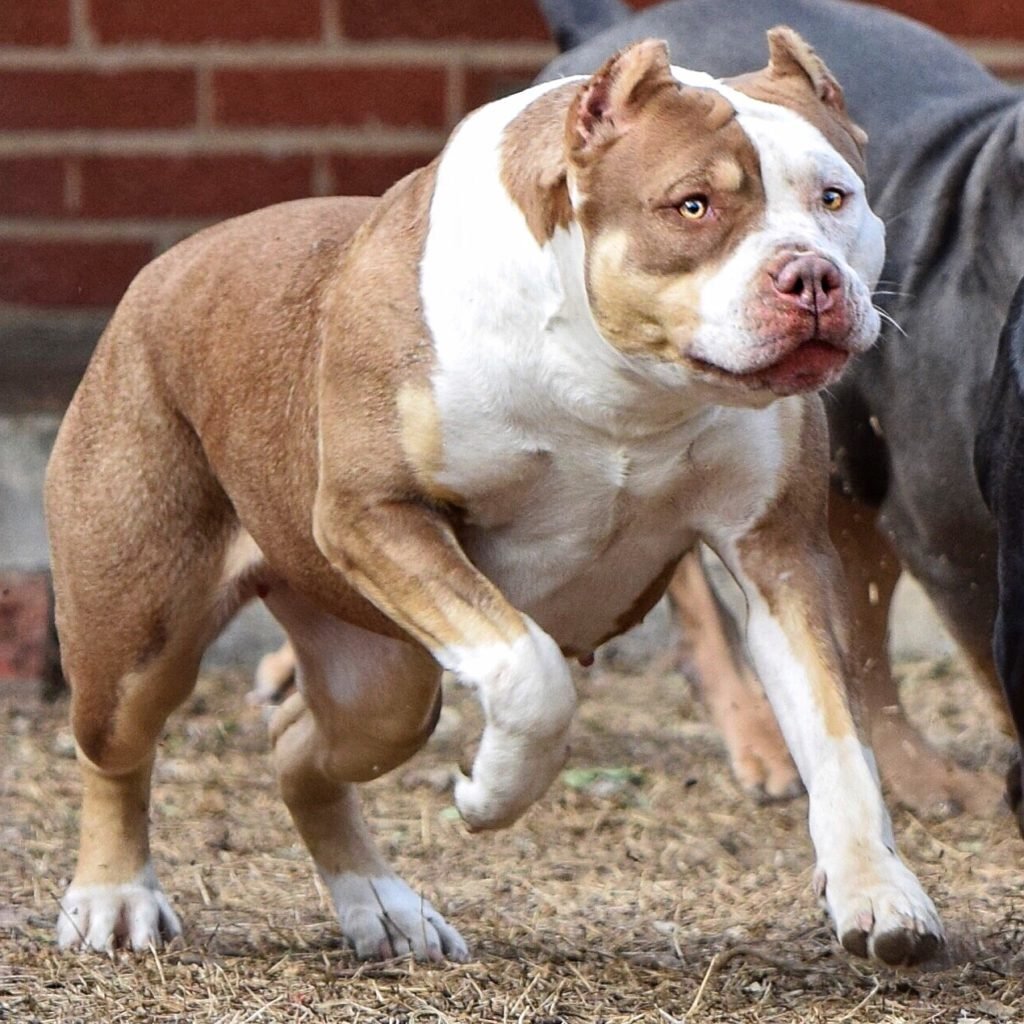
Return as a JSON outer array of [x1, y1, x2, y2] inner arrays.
[[0, 1, 1022, 687], [0, 1, 1021, 336]]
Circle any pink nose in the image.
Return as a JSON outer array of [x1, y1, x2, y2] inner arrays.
[[771, 254, 842, 314]]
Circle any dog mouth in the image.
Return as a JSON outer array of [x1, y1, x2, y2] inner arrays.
[[690, 338, 850, 395]]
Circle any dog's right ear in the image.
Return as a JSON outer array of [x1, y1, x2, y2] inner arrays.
[[566, 38, 676, 163]]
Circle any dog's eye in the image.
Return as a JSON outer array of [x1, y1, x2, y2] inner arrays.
[[678, 195, 709, 220], [822, 188, 845, 211]]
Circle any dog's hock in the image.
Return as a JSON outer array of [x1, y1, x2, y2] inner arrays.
[[447, 618, 576, 830]]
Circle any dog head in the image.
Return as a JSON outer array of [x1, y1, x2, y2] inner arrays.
[[562, 30, 883, 402]]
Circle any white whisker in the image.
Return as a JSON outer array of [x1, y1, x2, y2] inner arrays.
[[875, 305, 908, 338]]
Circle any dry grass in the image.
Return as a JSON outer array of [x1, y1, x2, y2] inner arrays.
[[3, 655, 1023, 1023]]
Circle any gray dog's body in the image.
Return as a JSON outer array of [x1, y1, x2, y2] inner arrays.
[[541, 0, 1024, 718]]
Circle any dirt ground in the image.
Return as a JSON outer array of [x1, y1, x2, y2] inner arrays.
[[2, 652, 1023, 1024]]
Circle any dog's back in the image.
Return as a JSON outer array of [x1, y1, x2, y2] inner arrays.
[[46, 196, 378, 690]]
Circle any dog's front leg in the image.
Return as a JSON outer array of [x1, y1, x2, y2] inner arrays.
[[313, 493, 576, 831], [710, 406, 944, 966]]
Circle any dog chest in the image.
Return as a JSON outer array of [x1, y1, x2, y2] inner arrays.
[[440, 404, 787, 653]]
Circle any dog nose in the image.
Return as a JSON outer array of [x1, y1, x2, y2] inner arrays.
[[771, 254, 842, 313]]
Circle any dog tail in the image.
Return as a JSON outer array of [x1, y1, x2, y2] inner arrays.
[[535, 0, 631, 51]]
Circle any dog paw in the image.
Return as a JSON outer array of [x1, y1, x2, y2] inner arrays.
[[815, 853, 944, 966], [325, 873, 469, 962], [453, 729, 570, 831], [448, 618, 576, 830], [56, 873, 182, 952], [720, 697, 802, 803], [873, 717, 1000, 820]]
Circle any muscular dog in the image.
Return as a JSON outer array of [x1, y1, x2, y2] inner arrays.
[[48, 35, 941, 965], [539, 0, 1024, 817]]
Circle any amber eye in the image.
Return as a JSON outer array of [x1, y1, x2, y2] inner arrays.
[[678, 194, 709, 220], [822, 188, 845, 211]]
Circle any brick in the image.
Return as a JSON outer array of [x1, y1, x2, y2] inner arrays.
[[79, 155, 314, 218], [340, 0, 549, 42], [0, 238, 153, 308], [0, 158, 65, 216], [989, 61, 1024, 83], [0, 69, 195, 131], [329, 151, 436, 196], [214, 66, 446, 129], [0, 572, 49, 682], [0, 0, 70, 46], [464, 63, 549, 113], [879, 1, 1024, 40], [90, 0, 322, 44]]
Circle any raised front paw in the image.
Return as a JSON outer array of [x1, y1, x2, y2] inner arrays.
[[57, 870, 182, 952], [454, 725, 571, 831], [449, 617, 576, 831], [815, 852, 944, 966], [325, 872, 469, 962]]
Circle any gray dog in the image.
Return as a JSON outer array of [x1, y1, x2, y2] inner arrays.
[[538, 0, 1024, 816]]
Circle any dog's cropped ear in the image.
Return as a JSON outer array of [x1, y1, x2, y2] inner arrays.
[[566, 38, 677, 162], [765, 27, 867, 147], [766, 27, 844, 112]]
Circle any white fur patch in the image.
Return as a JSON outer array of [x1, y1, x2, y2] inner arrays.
[[322, 871, 469, 961], [443, 617, 576, 830], [56, 862, 181, 952], [731, 577, 941, 953], [669, 69, 885, 374]]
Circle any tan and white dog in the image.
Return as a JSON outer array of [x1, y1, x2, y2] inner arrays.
[[47, 31, 943, 966]]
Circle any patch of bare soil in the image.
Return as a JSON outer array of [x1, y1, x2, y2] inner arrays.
[[2, 655, 1022, 1023]]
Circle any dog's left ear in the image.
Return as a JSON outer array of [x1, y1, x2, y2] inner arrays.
[[764, 27, 868, 149], [766, 28, 844, 109], [567, 38, 677, 162]]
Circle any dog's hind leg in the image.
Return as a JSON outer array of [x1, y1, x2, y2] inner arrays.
[[668, 549, 800, 801], [829, 490, 1000, 818], [263, 587, 468, 962], [47, 386, 238, 952]]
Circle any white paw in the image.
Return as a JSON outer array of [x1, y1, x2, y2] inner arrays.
[[454, 727, 570, 831], [446, 618, 576, 831], [56, 870, 182, 952], [816, 851, 944, 966], [325, 873, 469, 962]]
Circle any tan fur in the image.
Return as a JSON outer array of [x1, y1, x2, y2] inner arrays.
[[397, 383, 466, 506], [727, 27, 867, 178], [668, 552, 800, 800], [735, 398, 863, 742], [70, 755, 155, 887], [500, 83, 577, 246], [565, 57, 768, 362], [46, 187, 455, 905], [826, 490, 1001, 814]]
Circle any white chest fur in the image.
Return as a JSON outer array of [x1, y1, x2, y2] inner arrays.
[[419, 80, 793, 653], [461, 404, 791, 652]]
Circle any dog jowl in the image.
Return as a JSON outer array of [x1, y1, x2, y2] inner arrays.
[[47, 31, 940, 966]]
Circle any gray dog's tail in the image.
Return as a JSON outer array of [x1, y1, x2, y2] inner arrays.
[[535, 0, 632, 50]]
